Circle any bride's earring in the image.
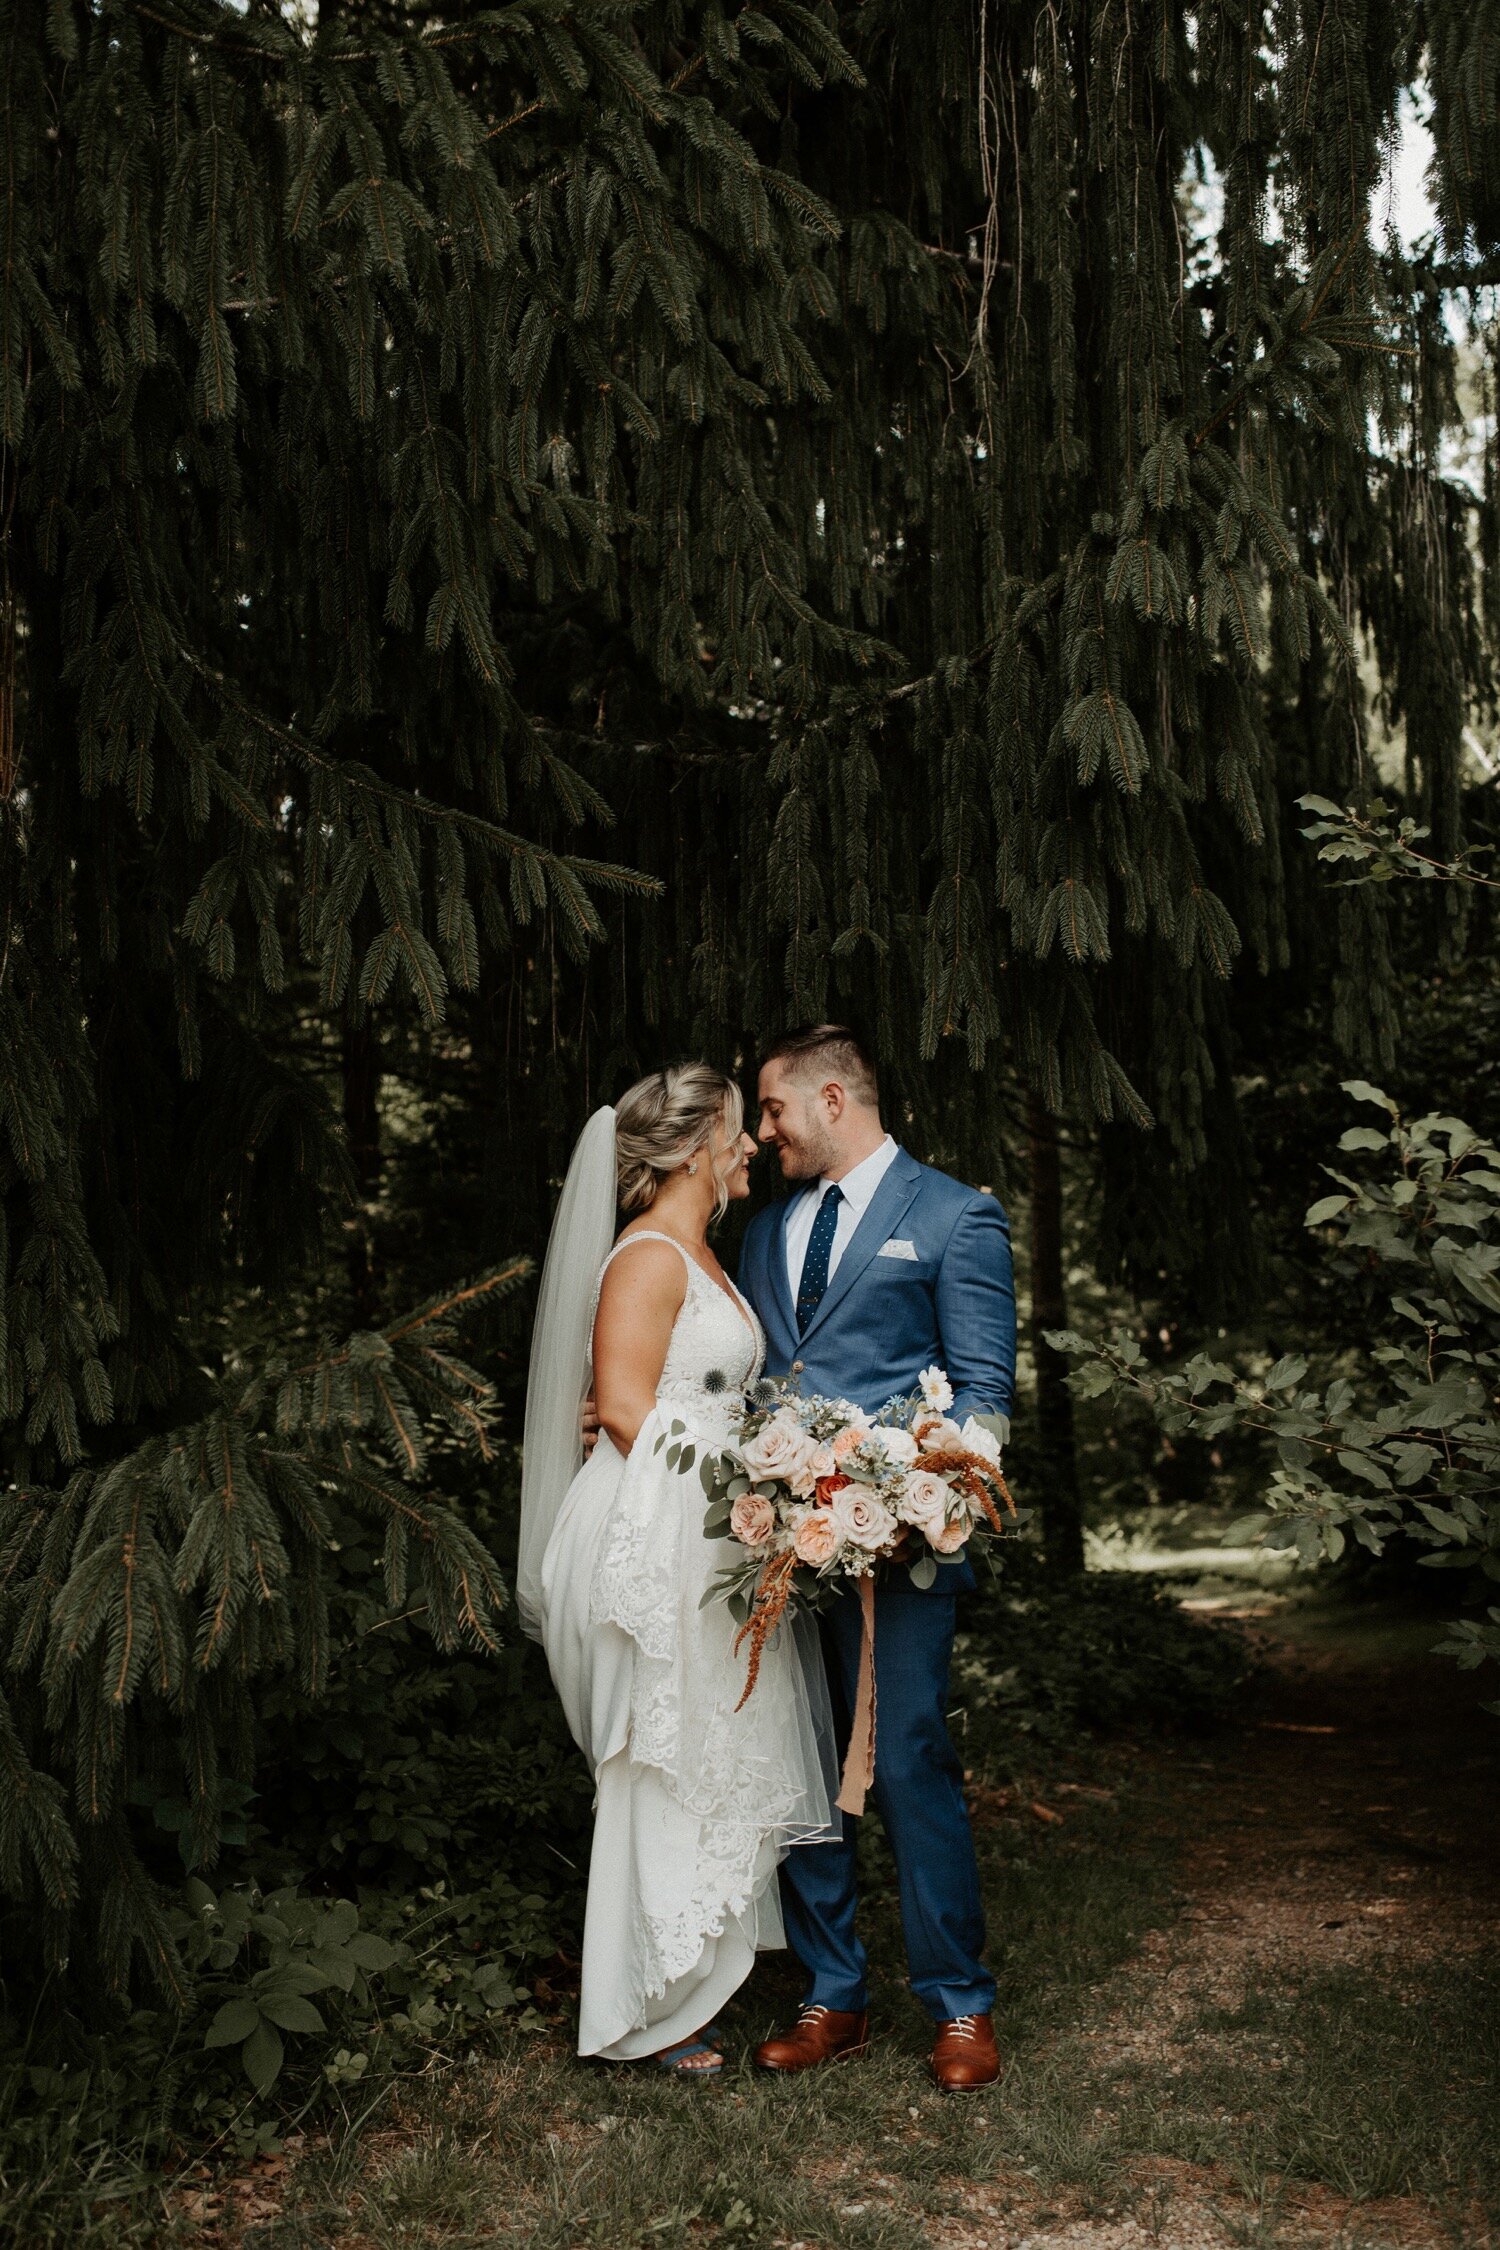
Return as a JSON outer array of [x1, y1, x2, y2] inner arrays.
[[687, 1159, 699, 1176]]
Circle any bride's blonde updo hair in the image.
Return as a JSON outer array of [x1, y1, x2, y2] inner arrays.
[[615, 1064, 744, 1222]]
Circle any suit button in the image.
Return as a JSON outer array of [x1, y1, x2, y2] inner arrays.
[[791, 1360, 804, 1374]]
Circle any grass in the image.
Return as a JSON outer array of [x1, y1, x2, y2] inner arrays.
[[240, 1777, 1500, 2250], [250, 1783, 1180, 2248], [0, 2070, 178, 2250], [5, 1817, 1494, 2248], [4, 1591, 1494, 2249]]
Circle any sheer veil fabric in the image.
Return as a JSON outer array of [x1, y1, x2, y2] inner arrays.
[[516, 1106, 619, 1641], [520, 1106, 838, 2059]]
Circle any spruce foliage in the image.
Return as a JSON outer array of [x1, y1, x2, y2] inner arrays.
[[2, 0, 869, 1988], [0, 1266, 522, 1994], [2, 0, 1497, 1986]]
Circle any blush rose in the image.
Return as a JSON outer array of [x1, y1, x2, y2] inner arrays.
[[740, 1412, 818, 1486], [871, 1424, 918, 1469], [831, 1484, 898, 1552], [897, 1468, 952, 1539], [729, 1492, 778, 1547]]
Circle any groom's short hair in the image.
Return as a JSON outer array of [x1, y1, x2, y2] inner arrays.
[[762, 1024, 880, 1109]]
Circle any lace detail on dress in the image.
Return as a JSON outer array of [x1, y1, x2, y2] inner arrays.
[[588, 1232, 816, 2004], [589, 1231, 762, 1445]]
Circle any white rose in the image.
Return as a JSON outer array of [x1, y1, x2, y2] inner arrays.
[[830, 1484, 898, 1552], [960, 1415, 1004, 1468], [870, 1424, 918, 1469], [740, 1411, 818, 1485], [791, 1443, 837, 1500], [918, 1365, 954, 1413], [897, 1468, 952, 1537], [915, 1414, 964, 1455]]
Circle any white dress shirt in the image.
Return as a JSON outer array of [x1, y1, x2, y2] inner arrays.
[[784, 1133, 901, 1301]]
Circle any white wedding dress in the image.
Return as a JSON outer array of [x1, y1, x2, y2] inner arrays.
[[538, 1232, 836, 2059]]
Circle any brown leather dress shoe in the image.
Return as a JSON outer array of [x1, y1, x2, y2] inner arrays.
[[930, 2012, 1003, 2090], [755, 2003, 869, 2072]]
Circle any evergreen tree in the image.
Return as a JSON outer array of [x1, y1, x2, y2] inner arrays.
[[514, 1, 1499, 1548], [2, 0, 1496, 1976], [1, 0, 867, 1987]]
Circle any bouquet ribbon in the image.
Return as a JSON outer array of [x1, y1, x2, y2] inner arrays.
[[834, 1576, 877, 1817]]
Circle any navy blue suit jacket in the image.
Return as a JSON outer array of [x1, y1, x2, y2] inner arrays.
[[738, 1147, 1017, 1425]]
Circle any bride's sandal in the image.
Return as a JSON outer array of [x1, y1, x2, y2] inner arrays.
[[654, 2037, 724, 2080]]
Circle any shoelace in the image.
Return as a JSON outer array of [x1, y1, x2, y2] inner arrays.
[[945, 2014, 980, 2042], [797, 2004, 832, 2027]]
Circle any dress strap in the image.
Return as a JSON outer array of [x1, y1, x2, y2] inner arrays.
[[596, 1230, 699, 1288]]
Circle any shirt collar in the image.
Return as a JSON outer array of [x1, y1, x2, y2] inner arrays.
[[819, 1133, 899, 1220]]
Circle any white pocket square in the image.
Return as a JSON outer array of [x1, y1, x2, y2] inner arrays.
[[877, 1238, 918, 1260]]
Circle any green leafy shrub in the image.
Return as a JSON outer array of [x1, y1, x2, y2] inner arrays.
[[187, 1883, 400, 2097], [956, 1543, 1253, 1749], [1052, 1086, 1500, 1704], [179, 1874, 548, 2100]]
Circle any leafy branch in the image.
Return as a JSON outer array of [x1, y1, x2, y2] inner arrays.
[[1298, 795, 1500, 890], [1049, 1087, 1500, 1703]]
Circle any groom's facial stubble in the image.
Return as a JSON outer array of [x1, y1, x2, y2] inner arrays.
[[756, 1059, 840, 1182]]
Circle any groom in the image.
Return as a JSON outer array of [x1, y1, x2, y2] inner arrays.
[[738, 1025, 1016, 2091]]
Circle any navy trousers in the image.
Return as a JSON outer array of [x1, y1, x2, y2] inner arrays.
[[778, 1572, 994, 2022]]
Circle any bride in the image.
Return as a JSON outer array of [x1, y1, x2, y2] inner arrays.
[[516, 1064, 836, 2077]]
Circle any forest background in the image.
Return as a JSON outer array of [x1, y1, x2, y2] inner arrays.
[[1, 0, 1498, 2223]]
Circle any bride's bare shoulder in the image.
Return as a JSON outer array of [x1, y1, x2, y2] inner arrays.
[[596, 1229, 689, 1315]]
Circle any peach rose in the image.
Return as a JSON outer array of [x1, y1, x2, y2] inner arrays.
[[932, 1516, 968, 1554], [729, 1492, 778, 1547], [740, 1411, 818, 1486], [897, 1468, 951, 1538], [814, 1472, 851, 1508], [832, 1424, 867, 1463], [830, 1484, 898, 1552], [792, 1509, 839, 1566]]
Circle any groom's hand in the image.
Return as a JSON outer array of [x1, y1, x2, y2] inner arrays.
[[582, 1391, 600, 1456]]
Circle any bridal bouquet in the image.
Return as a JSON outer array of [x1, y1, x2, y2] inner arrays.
[[657, 1365, 1013, 1787]]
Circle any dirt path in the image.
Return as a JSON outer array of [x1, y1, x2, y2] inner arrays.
[[936, 1603, 1500, 2250]]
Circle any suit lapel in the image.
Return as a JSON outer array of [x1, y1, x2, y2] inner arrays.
[[798, 1149, 922, 1344]]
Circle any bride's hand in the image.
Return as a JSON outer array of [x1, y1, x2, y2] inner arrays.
[[582, 1392, 600, 1456]]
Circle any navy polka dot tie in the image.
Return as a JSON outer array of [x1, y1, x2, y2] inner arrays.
[[796, 1184, 843, 1335]]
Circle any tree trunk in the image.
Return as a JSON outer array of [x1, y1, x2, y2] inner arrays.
[[342, 1014, 383, 1328], [1026, 1091, 1085, 1575]]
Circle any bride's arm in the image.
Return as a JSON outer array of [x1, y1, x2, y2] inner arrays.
[[592, 1242, 688, 1455]]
